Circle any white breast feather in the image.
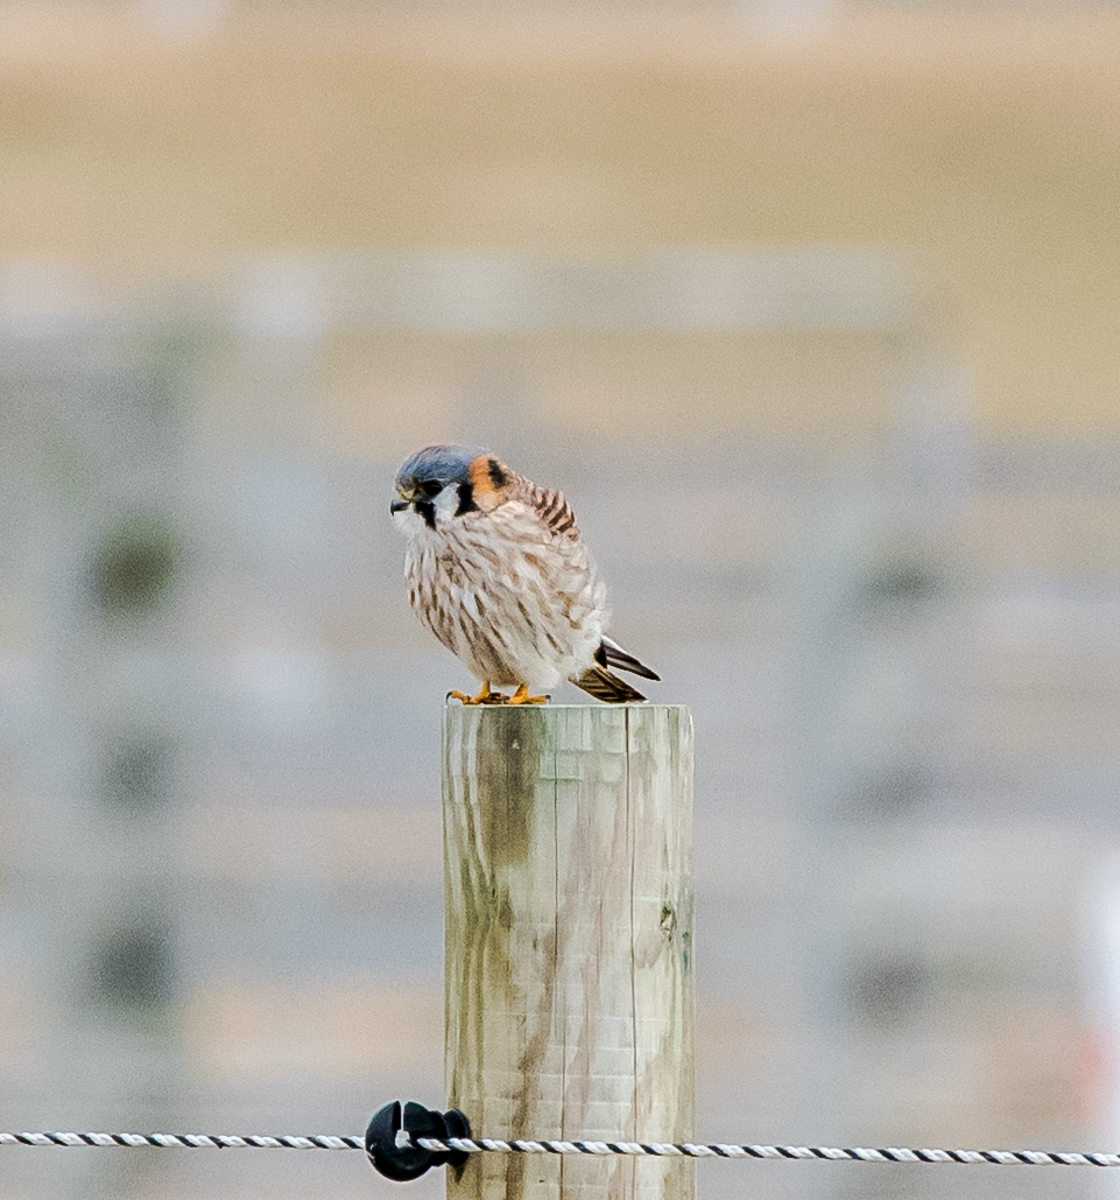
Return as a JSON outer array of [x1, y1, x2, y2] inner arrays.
[[399, 500, 605, 689]]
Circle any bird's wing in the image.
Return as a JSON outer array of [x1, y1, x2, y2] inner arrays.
[[515, 478, 580, 541], [598, 635, 661, 681]]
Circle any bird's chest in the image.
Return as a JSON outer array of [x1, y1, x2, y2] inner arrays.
[[404, 518, 543, 618], [401, 511, 601, 686]]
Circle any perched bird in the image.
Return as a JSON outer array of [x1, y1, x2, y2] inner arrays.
[[391, 444, 659, 705]]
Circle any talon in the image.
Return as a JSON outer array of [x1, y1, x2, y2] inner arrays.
[[506, 683, 550, 706], [449, 682, 511, 706]]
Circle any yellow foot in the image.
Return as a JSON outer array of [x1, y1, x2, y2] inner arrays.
[[506, 683, 550, 706], [447, 682, 511, 705]]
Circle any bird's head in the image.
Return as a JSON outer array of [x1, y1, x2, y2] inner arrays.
[[391, 444, 514, 533]]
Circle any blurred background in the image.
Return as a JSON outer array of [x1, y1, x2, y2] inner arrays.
[[2, 1, 1120, 1198]]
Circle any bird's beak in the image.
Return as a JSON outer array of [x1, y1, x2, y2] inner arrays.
[[390, 499, 409, 514]]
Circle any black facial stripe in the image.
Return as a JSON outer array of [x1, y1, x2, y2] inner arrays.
[[415, 500, 437, 530], [455, 482, 479, 516], [487, 458, 509, 489]]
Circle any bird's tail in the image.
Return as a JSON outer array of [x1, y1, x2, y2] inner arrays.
[[572, 665, 648, 704]]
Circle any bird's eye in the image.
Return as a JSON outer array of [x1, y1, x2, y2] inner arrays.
[[419, 481, 444, 498]]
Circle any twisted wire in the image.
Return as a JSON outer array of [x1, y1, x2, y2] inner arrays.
[[407, 1136, 1120, 1166], [4, 1131, 1120, 1165], [0, 1133, 362, 1150]]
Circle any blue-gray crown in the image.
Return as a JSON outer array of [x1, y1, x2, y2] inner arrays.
[[395, 444, 487, 491]]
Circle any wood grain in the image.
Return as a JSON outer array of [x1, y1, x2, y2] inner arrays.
[[443, 704, 694, 1200]]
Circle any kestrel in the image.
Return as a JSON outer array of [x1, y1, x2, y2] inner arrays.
[[391, 445, 659, 705]]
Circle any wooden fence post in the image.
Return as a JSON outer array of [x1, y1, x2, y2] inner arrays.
[[443, 704, 694, 1200]]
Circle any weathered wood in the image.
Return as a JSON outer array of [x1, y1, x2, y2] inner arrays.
[[443, 704, 694, 1200]]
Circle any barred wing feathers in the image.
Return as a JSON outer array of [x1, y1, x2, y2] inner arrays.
[[516, 478, 580, 541], [513, 473, 660, 703]]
